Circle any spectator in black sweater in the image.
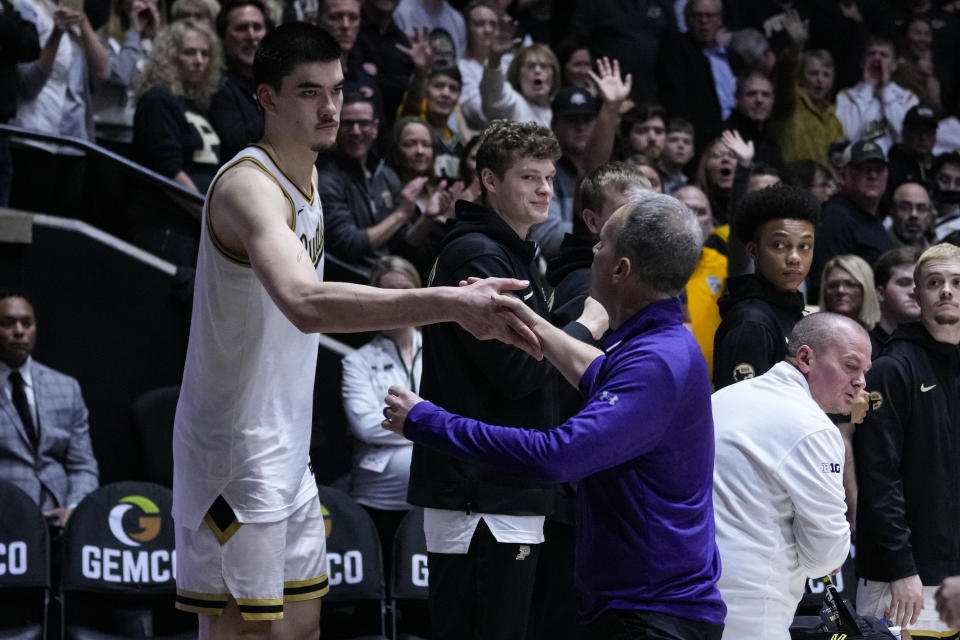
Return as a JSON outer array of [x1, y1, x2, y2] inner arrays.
[[209, 0, 267, 161], [130, 19, 222, 264], [722, 70, 783, 170]]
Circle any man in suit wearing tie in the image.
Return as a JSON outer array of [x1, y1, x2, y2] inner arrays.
[[0, 291, 98, 526]]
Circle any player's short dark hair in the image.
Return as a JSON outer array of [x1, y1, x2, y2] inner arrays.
[[732, 183, 820, 245], [216, 0, 270, 38], [254, 22, 341, 90], [475, 119, 560, 191], [873, 246, 923, 288]]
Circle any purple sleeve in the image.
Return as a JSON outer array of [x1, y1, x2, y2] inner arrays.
[[404, 350, 683, 483]]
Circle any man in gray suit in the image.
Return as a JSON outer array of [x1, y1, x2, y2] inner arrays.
[[0, 292, 98, 526]]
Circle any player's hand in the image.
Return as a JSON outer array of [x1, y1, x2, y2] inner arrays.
[[888, 574, 924, 627], [382, 385, 424, 436], [936, 576, 960, 628], [456, 278, 542, 359]]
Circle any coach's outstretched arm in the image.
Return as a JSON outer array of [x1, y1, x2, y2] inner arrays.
[[490, 292, 605, 387], [209, 162, 541, 357]]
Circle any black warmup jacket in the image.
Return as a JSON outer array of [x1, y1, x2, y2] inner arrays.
[[407, 200, 562, 516], [712, 274, 805, 390], [546, 232, 594, 329], [854, 322, 960, 584]]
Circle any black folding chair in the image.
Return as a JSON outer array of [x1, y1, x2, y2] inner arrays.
[[389, 507, 431, 640], [0, 481, 50, 640], [316, 485, 389, 640], [60, 481, 195, 639]]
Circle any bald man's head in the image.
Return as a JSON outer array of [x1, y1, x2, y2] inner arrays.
[[787, 312, 871, 413]]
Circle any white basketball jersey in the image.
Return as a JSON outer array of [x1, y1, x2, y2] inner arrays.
[[173, 145, 325, 530]]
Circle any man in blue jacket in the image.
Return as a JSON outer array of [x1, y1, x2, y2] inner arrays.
[[386, 191, 726, 639]]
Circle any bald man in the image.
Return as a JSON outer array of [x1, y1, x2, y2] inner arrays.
[[712, 313, 870, 639]]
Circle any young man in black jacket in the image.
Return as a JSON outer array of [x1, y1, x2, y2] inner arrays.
[[713, 184, 819, 389], [855, 243, 960, 637], [408, 118, 598, 640]]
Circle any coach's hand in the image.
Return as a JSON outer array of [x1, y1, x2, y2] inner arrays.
[[888, 574, 924, 627], [382, 386, 424, 437], [454, 277, 542, 359]]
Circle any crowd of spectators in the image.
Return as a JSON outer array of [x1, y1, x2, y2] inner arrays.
[[5, 0, 960, 636]]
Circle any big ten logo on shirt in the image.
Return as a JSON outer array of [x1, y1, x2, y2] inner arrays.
[[321, 503, 365, 587], [81, 495, 175, 584], [185, 111, 221, 166]]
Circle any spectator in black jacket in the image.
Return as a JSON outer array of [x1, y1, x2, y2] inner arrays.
[[209, 0, 267, 161], [657, 0, 742, 152], [855, 242, 960, 637], [408, 119, 593, 640], [0, 0, 39, 206], [316, 93, 411, 264], [886, 105, 938, 196], [566, 0, 675, 103], [722, 70, 783, 170], [810, 140, 897, 298], [713, 184, 819, 389], [355, 0, 412, 126]]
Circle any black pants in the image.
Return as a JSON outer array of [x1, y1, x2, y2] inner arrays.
[[581, 609, 724, 640], [428, 518, 542, 640]]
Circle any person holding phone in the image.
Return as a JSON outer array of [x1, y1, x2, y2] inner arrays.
[[10, 0, 109, 215]]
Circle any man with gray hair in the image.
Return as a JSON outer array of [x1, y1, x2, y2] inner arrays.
[[383, 192, 727, 639], [711, 312, 869, 639]]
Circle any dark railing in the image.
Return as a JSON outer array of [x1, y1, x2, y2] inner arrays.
[[2, 123, 371, 283]]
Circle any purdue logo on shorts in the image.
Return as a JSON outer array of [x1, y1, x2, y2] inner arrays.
[[732, 363, 755, 382], [869, 391, 883, 411], [108, 495, 162, 546]]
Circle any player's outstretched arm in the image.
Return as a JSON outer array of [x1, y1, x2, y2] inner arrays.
[[493, 293, 603, 387], [209, 164, 541, 356]]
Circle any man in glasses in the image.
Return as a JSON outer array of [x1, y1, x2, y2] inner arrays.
[[887, 182, 935, 248], [317, 92, 415, 264]]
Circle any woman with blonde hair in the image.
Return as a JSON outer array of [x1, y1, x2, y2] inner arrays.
[[818, 254, 881, 330], [129, 19, 222, 264], [133, 19, 223, 194]]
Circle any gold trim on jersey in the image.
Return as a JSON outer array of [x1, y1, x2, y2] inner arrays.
[[249, 143, 317, 204], [204, 155, 300, 265]]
